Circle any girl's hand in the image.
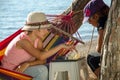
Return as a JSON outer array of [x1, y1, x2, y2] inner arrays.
[[15, 62, 30, 73]]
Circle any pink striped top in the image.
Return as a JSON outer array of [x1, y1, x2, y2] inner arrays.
[[1, 32, 39, 70]]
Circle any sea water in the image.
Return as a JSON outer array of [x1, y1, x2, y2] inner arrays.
[[0, 0, 111, 42]]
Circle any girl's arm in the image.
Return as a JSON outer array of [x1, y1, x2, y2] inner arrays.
[[15, 59, 46, 72], [97, 29, 104, 53], [18, 39, 74, 60]]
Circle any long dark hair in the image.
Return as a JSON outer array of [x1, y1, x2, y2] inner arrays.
[[99, 5, 109, 16]]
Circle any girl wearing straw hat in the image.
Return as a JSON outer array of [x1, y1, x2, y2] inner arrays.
[[1, 12, 74, 80]]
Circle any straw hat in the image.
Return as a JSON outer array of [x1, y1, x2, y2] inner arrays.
[[22, 12, 52, 31]]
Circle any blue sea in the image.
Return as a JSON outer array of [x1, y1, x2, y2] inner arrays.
[[0, 0, 111, 42]]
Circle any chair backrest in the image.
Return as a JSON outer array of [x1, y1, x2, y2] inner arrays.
[[43, 32, 79, 63], [43, 32, 69, 63]]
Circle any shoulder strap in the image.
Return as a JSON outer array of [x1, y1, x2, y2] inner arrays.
[[34, 38, 39, 48]]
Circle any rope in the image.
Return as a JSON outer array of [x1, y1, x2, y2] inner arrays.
[[87, 27, 95, 54], [51, 25, 85, 44]]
